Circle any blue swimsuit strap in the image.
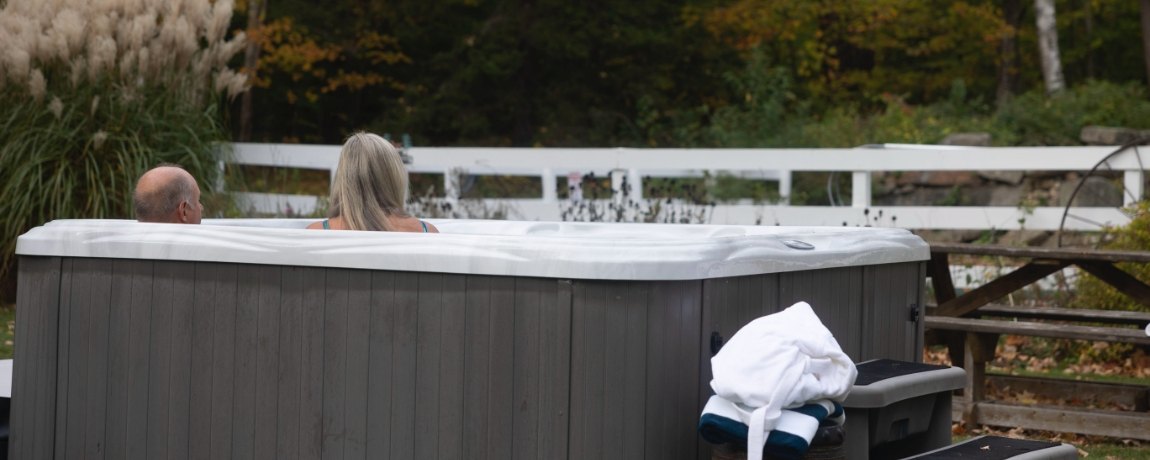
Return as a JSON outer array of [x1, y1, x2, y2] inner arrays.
[[325, 219, 424, 232]]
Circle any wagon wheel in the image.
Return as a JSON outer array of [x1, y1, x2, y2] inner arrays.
[[1056, 139, 1150, 248]]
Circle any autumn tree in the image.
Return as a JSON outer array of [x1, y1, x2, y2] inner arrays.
[[690, 1, 1007, 107]]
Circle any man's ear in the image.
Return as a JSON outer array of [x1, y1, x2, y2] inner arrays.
[[176, 200, 190, 223]]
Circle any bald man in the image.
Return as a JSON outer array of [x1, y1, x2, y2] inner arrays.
[[133, 165, 203, 224]]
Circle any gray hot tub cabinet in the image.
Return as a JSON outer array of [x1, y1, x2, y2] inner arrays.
[[12, 219, 930, 460]]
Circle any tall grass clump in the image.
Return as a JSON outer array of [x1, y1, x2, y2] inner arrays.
[[0, 0, 248, 287]]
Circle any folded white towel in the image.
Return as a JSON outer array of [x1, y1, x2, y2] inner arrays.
[[699, 395, 843, 460]]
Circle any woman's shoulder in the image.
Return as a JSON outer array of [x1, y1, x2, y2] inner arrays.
[[388, 216, 437, 233]]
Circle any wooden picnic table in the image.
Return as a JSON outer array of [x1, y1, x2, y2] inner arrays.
[[927, 242, 1150, 317]]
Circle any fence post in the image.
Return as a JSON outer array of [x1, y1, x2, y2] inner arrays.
[[628, 169, 643, 202], [779, 169, 792, 204], [1125, 170, 1144, 206], [444, 168, 460, 202], [852, 171, 871, 208], [542, 168, 557, 202]]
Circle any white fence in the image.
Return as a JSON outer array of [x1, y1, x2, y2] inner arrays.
[[226, 142, 1147, 231]]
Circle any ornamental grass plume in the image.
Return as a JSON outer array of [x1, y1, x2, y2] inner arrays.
[[0, 0, 249, 290]]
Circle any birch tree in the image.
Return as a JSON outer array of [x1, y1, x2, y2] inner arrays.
[[1034, 0, 1065, 94]]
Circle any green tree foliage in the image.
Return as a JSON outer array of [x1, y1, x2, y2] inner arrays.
[[236, 0, 408, 143], [688, 0, 1016, 106], [239, 0, 1150, 148], [241, 0, 735, 146]]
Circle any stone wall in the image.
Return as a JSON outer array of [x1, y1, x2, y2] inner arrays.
[[882, 127, 1143, 246]]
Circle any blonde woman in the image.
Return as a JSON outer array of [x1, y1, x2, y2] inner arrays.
[[307, 132, 439, 233]]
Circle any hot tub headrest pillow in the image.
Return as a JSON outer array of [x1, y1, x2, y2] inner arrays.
[[709, 301, 857, 460]]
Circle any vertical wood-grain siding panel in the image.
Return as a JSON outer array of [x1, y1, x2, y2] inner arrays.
[[231, 266, 261, 460], [485, 276, 517, 460], [188, 264, 218, 460], [511, 278, 542, 460], [125, 260, 154, 460], [387, 272, 419, 459], [647, 281, 702, 460], [208, 264, 239, 460], [437, 275, 467, 460], [778, 267, 864, 360], [461, 276, 493, 460], [364, 271, 395, 459], [320, 269, 349, 460], [166, 261, 196, 460], [572, 280, 701, 460], [342, 270, 372, 460], [275, 266, 304, 460], [11, 256, 61, 460], [568, 280, 605, 460], [103, 259, 132, 460], [538, 279, 572, 460], [861, 262, 924, 362], [414, 273, 443, 459], [81, 259, 113, 460], [297, 268, 327, 460], [253, 266, 283, 460]]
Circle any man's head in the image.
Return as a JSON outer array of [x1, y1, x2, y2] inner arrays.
[[133, 165, 203, 224]]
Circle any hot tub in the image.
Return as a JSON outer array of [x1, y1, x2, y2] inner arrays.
[[12, 219, 929, 460]]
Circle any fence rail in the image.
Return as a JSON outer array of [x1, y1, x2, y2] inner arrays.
[[226, 142, 1147, 231]]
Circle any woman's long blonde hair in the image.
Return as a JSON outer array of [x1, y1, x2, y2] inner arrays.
[[328, 132, 410, 231]]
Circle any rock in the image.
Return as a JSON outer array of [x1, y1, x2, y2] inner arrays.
[[1079, 126, 1150, 145], [978, 171, 1025, 185], [988, 186, 1024, 207], [940, 132, 992, 146], [873, 187, 960, 206], [1058, 175, 1122, 207], [997, 230, 1053, 246], [895, 171, 980, 187]]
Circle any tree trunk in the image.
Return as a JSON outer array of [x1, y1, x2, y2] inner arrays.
[[997, 0, 1023, 106], [1034, 0, 1065, 94], [1141, 0, 1150, 92], [1085, 0, 1095, 79], [239, 0, 267, 142]]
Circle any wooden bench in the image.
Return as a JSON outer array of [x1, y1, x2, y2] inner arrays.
[[925, 243, 1150, 441], [925, 315, 1150, 346], [925, 314, 1150, 441], [976, 304, 1150, 328]]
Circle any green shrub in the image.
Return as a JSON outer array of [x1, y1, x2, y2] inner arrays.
[[994, 80, 1150, 146], [1064, 201, 1150, 366], [1075, 201, 1150, 312], [0, 0, 248, 285]]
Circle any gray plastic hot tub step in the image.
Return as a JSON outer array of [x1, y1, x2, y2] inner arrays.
[[900, 435, 1077, 459], [843, 359, 967, 460]]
